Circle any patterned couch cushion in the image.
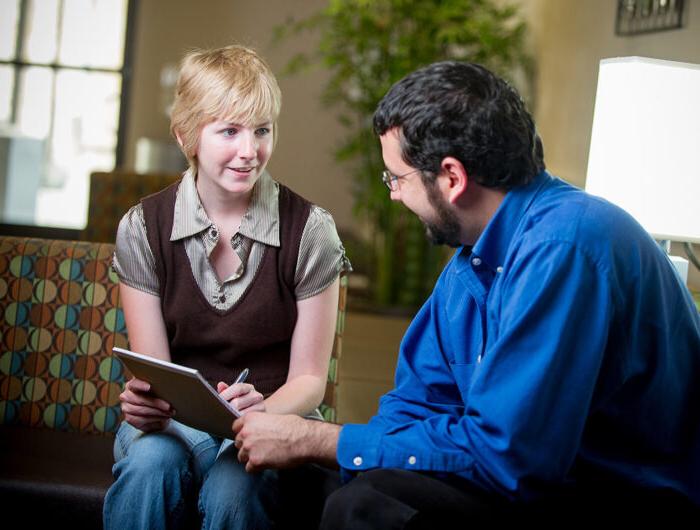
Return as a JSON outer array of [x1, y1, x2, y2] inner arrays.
[[0, 237, 127, 435], [0, 236, 347, 432]]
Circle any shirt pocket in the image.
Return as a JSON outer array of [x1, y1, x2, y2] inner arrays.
[[449, 362, 477, 401]]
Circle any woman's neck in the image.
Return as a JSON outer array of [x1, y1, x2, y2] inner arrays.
[[195, 175, 252, 223]]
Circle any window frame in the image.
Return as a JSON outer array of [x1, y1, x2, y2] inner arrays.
[[0, 0, 136, 218]]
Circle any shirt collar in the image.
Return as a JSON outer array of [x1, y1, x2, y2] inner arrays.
[[170, 168, 280, 247], [463, 170, 552, 271]]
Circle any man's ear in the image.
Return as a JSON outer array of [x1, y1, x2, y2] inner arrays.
[[439, 157, 468, 204]]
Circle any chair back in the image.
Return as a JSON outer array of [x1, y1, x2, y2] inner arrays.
[[82, 171, 180, 243]]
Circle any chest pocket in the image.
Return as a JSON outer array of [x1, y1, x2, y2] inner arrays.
[[449, 362, 477, 402], [445, 293, 485, 363]]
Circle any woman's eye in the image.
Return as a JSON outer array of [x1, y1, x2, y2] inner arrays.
[[223, 128, 237, 136], [255, 127, 270, 137]]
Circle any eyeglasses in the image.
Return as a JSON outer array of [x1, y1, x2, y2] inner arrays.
[[381, 168, 421, 191]]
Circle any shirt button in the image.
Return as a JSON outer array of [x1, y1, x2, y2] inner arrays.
[[218, 295, 226, 303], [352, 456, 363, 466], [210, 228, 218, 238], [408, 456, 417, 465], [496, 266, 503, 273], [471, 257, 482, 267]]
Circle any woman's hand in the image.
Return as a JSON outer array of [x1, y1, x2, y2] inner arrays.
[[120, 377, 174, 432], [217, 381, 265, 415]]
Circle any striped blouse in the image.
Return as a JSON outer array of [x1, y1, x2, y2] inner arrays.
[[113, 169, 351, 310]]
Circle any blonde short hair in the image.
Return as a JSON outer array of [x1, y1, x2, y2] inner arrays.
[[170, 45, 282, 171]]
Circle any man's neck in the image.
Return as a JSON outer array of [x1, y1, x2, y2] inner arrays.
[[457, 183, 507, 246]]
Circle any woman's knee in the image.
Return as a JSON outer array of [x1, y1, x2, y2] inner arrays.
[[115, 429, 194, 482], [199, 450, 279, 529]]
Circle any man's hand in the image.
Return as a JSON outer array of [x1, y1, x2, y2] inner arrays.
[[120, 377, 174, 432], [232, 412, 340, 473]]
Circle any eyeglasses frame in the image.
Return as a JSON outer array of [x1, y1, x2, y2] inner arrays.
[[381, 168, 422, 191]]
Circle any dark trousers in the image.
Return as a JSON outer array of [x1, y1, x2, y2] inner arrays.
[[319, 468, 699, 529]]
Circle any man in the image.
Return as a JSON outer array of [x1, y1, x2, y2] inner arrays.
[[233, 61, 700, 527]]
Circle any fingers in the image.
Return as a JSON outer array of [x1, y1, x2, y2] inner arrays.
[[126, 377, 151, 392], [124, 414, 170, 432], [122, 378, 172, 412], [234, 394, 265, 414], [235, 437, 253, 470], [219, 383, 264, 414], [121, 400, 173, 419], [120, 378, 174, 428], [218, 382, 253, 401]]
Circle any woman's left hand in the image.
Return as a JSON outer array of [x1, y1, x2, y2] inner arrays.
[[217, 381, 266, 415]]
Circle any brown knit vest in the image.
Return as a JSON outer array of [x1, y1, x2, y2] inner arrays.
[[141, 181, 311, 396]]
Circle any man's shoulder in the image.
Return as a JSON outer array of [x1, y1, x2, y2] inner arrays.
[[523, 182, 646, 252]]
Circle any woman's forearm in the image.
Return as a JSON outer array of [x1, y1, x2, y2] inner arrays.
[[263, 373, 327, 416]]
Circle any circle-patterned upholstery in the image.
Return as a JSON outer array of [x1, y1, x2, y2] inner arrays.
[[0, 237, 127, 435], [0, 236, 347, 431]]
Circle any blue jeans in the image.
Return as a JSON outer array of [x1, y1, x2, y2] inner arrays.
[[103, 420, 279, 530]]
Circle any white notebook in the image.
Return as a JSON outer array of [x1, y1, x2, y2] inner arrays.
[[113, 347, 241, 439]]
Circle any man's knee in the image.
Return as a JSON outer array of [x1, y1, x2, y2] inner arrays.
[[321, 471, 417, 530]]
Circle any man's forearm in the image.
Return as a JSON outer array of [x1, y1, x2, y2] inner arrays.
[[233, 412, 342, 472], [299, 420, 341, 469]]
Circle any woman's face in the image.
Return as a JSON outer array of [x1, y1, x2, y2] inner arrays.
[[195, 118, 274, 195]]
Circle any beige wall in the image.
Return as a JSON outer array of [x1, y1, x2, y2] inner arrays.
[[124, 0, 353, 230], [124, 0, 700, 287], [526, 0, 700, 288], [528, 0, 700, 187]]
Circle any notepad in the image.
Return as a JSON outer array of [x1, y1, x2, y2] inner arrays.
[[113, 347, 240, 439]]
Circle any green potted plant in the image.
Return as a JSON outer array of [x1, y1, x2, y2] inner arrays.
[[276, 0, 532, 310]]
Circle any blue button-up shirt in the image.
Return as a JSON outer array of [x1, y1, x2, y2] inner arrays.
[[338, 171, 700, 502]]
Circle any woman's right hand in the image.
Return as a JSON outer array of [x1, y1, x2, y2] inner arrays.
[[120, 376, 174, 432]]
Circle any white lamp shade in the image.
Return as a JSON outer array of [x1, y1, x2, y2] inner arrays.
[[585, 57, 700, 243]]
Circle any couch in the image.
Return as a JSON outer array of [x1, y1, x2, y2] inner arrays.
[[0, 235, 347, 529], [82, 171, 181, 243]]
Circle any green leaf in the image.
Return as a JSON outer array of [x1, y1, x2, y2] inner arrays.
[[272, 0, 533, 309]]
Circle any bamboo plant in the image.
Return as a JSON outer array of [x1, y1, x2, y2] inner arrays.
[[275, 0, 532, 310]]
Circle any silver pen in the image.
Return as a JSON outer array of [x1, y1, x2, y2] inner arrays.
[[233, 368, 249, 385]]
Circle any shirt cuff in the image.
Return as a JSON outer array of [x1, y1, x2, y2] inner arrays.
[[337, 423, 383, 481]]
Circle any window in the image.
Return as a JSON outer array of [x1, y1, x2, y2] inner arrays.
[[0, 0, 131, 229]]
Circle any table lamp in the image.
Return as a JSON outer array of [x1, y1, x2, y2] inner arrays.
[[585, 56, 700, 284]]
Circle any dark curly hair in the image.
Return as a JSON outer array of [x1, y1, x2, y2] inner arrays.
[[373, 61, 544, 189]]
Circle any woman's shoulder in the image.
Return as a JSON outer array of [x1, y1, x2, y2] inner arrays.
[[118, 202, 146, 236], [306, 204, 339, 231]]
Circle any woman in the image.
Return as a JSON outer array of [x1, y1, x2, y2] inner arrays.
[[103, 45, 350, 529]]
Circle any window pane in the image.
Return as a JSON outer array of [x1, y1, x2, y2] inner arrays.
[[34, 69, 120, 229], [16, 66, 53, 139], [59, 0, 128, 69], [23, 0, 59, 64], [0, 0, 20, 60], [0, 65, 15, 122]]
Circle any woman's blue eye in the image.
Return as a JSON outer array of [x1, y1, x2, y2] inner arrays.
[[223, 128, 237, 136], [255, 127, 270, 137]]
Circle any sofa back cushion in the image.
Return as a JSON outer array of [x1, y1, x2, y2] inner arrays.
[[0, 237, 127, 435], [0, 236, 347, 432], [82, 171, 180, 243]]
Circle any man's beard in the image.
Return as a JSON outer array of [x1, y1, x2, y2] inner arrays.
[[423, 182, 461, 248]]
